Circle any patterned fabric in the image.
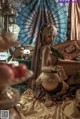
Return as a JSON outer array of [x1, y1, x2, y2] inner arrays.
[[16, 0, 70, 45]]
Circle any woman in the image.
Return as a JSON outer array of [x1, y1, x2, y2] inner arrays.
[[31, 23, 63, 78], [31, 23, 69, 102]]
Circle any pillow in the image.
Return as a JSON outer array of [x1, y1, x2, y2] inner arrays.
[[53, 40, 80, 60]]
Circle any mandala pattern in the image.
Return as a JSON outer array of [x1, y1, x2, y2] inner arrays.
[[16, 0, 70, 45]]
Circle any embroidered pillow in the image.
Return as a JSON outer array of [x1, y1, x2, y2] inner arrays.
[[53, 40, 80, 60]]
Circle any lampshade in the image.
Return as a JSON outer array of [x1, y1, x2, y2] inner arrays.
[[9, 23, 20, 40]]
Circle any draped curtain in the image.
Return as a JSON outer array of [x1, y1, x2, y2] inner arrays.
[[16, 0, 69, 45], [70, 1, 80, 40]]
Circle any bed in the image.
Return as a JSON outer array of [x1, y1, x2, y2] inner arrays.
[[16, 40, 80, 119]]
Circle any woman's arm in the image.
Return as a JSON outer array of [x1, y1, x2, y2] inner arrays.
[[41, 45, 58, 68], [41, 46, 57, 73], [41, 66, 57, 73], [41, 45, 51, 67]]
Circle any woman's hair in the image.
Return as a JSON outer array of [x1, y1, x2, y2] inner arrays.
[[40, 23, 57, 35], [40, 23, 57, 45]]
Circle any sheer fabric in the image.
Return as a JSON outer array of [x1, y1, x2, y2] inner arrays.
[[71, 2, 80, 40]]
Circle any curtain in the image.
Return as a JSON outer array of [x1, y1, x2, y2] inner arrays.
[[16, 0, 69, 45], [70, 1, 80, 40]]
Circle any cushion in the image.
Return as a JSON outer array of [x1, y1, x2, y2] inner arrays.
[[53, 40, 80, 60]]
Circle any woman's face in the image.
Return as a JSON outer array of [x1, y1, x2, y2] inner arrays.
[[44, 25, 56, 44]]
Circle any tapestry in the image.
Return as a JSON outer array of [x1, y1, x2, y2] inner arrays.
[[16, 0, 70, 45]]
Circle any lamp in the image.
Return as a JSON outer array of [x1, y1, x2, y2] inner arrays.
[[0, 0, 20, 39], [0, 0, 20, 61], [0, 0, 15, 31]]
